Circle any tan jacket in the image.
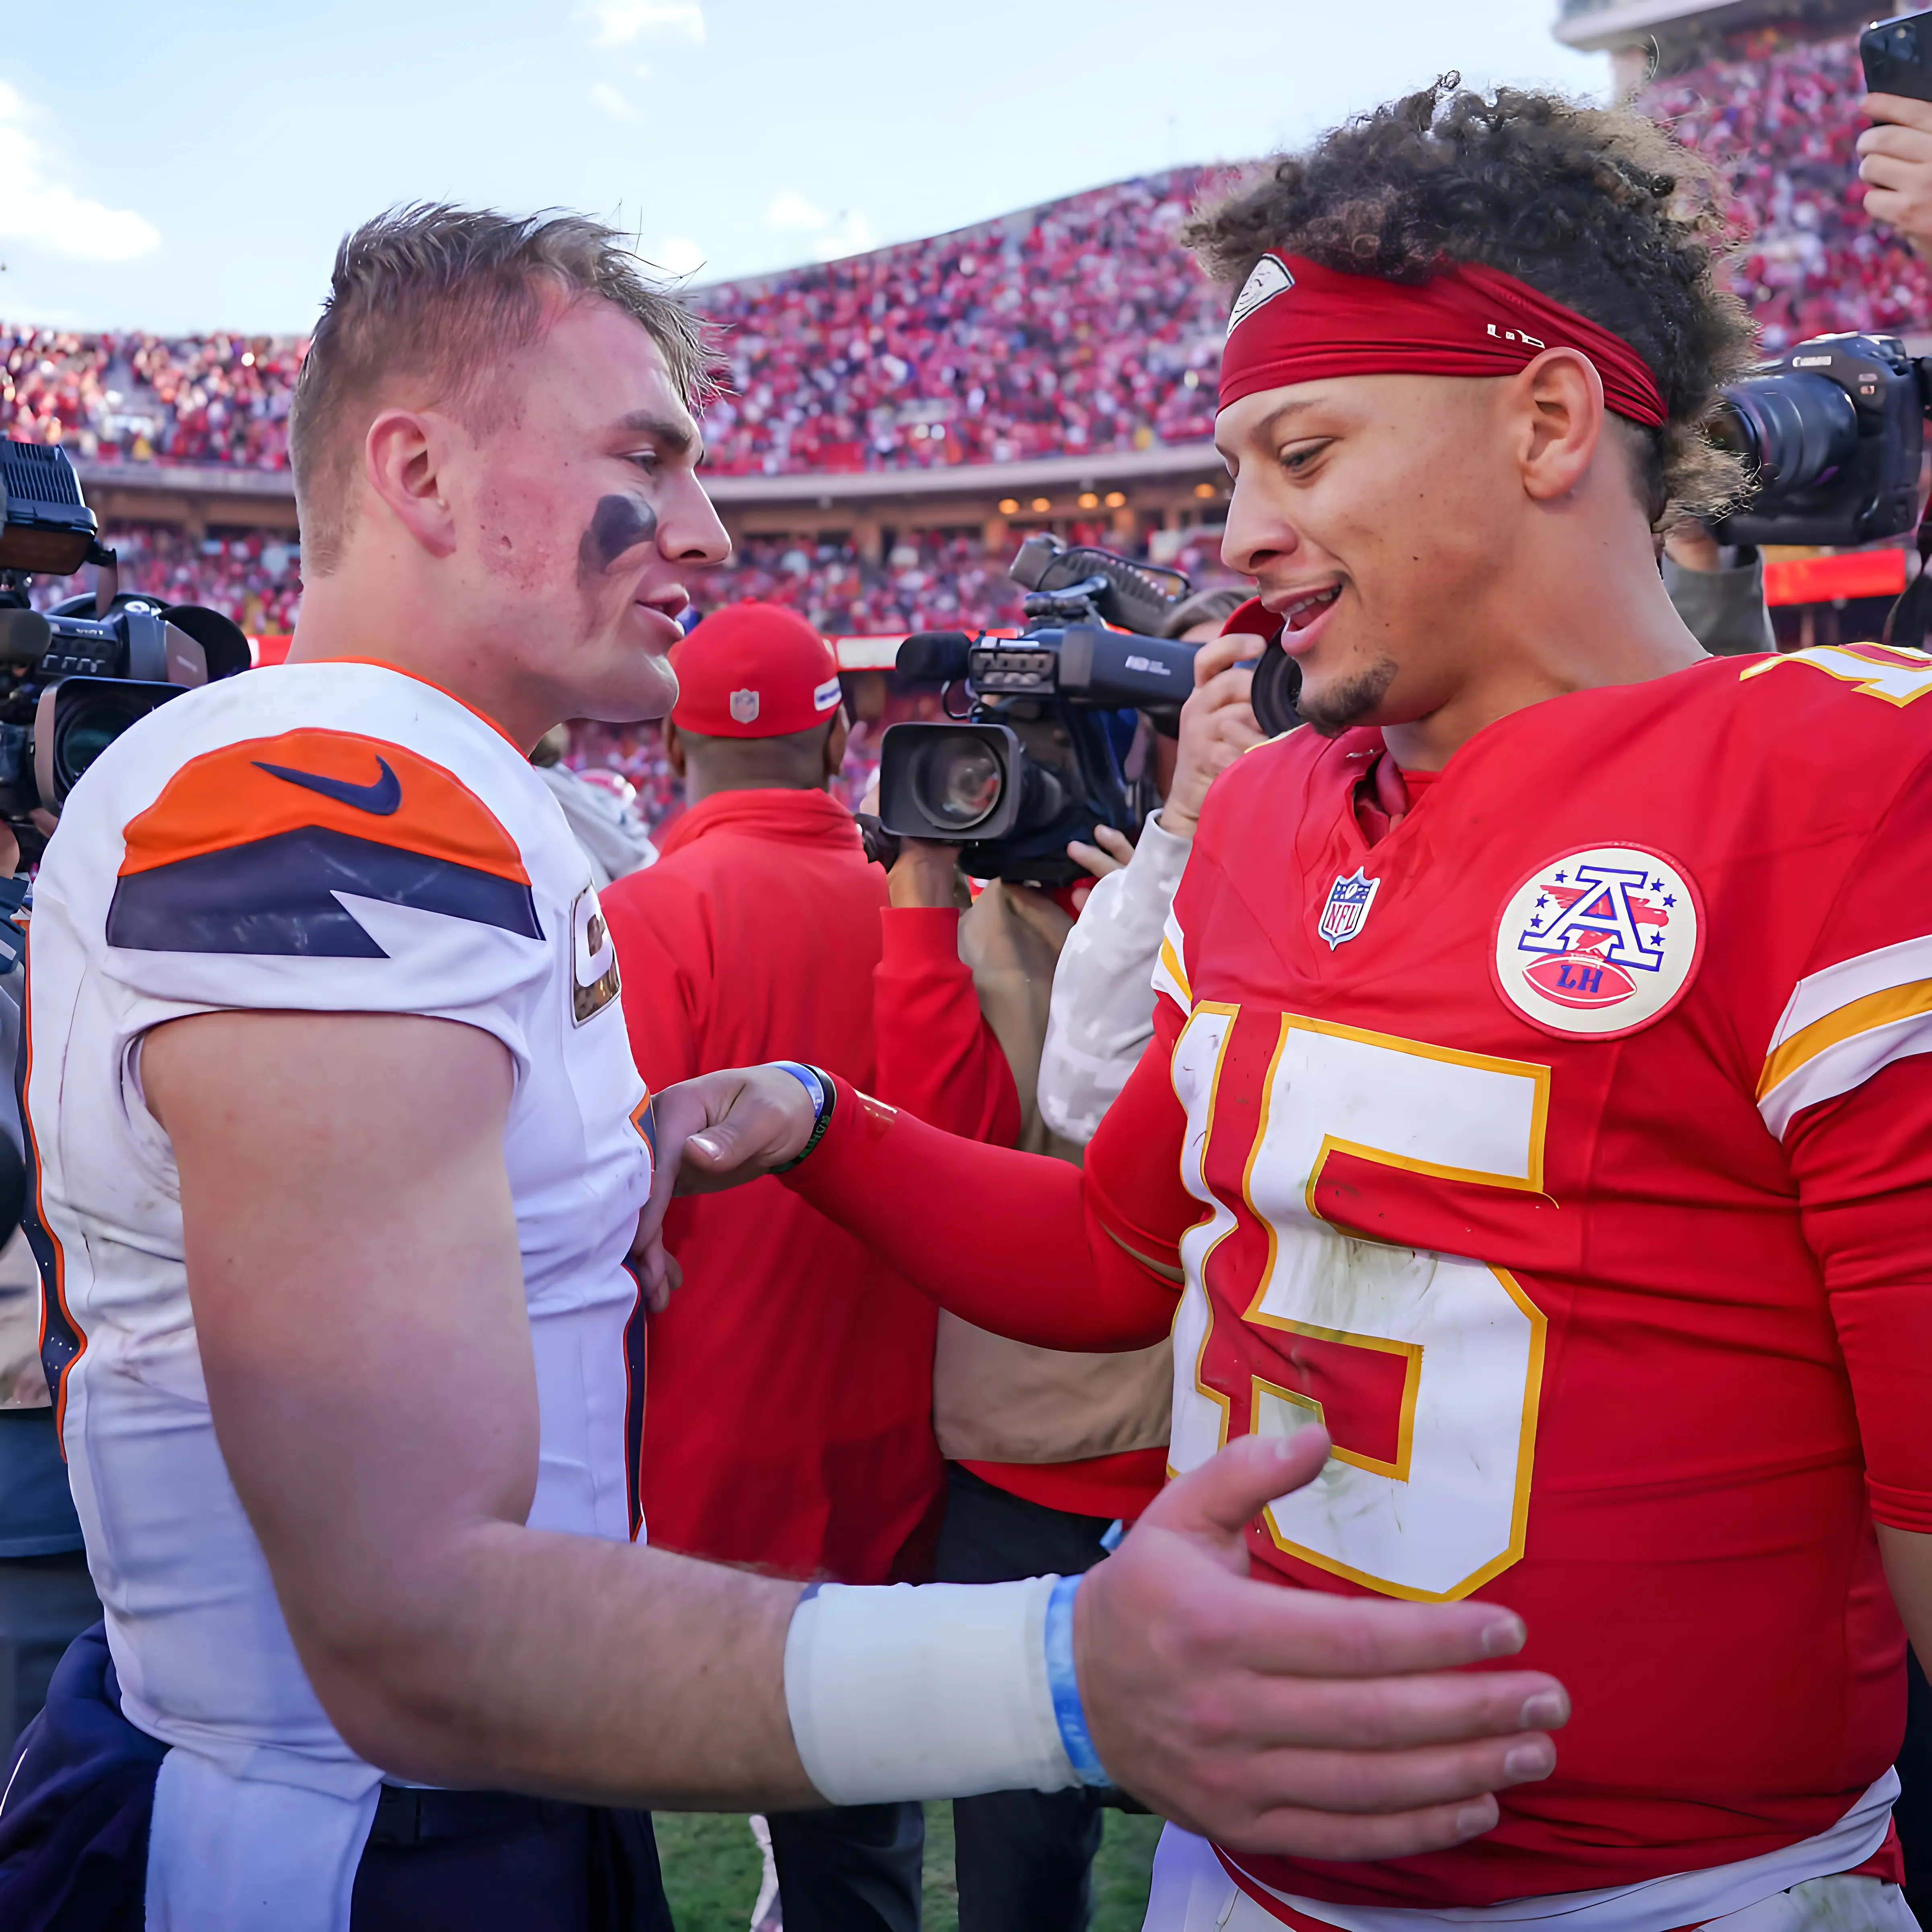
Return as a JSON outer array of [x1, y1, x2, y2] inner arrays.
[[931, 882, 1173, 1466]]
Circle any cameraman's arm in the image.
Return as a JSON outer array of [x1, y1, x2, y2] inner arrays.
[[875, 842, 1022, 1145], [1039, 636, 1261, 1143], [1661, 524, 1776, 658], [1038, 822, 1191, 1143]]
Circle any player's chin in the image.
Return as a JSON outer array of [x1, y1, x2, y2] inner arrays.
[[575, 645, 681, 726], [1296, 652, 1400, 739]]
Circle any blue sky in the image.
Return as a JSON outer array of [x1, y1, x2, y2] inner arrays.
[[3, 0, 1604, 335]]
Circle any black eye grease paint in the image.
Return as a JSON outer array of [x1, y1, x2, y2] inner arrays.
[[579, 493, 658, 578]]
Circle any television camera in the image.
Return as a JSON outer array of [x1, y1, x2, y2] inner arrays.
[[0, 440, 249, 856], [874, 534, 1205, 886]]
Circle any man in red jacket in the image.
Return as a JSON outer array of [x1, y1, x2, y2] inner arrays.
[[600, 601, 1018, 1931]]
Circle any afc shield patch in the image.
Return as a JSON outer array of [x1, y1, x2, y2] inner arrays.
[[570, 886, 621, 1026], [729, 688, 761, 725], [1492, 844, 1703, 1040], [1318, 867, 1379, 949]]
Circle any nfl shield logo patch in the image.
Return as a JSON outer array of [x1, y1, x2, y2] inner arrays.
[[1319, 868, 1379, 949], [729, 688, 761, 725]]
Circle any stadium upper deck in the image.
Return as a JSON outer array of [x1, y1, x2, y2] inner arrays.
[[9, 25, 1930, 644], [2, 165, 1228, 488]]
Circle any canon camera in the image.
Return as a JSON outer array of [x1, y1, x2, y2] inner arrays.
[[0, 440, 249, 852], [875, 535, 1199, 885], [1710, 331, 1928, 548]]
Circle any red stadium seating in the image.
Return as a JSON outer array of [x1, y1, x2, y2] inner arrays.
[[1643, 29, 1932, 350]]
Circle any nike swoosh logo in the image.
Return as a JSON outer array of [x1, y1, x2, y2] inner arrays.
[[253, 757, 402, 816]]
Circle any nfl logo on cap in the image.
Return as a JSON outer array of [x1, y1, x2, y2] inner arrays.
[[1319, 868, 1379, 949], [729, 689, 761, 725]]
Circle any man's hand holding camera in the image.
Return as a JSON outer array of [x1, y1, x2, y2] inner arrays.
[[1860, 92, 1932, 255]]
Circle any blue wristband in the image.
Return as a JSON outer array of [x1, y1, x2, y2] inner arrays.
[[769, 1062, 835, 1173], [771, 1061, 827, 1120], [1044, 1574, 1112, 1788]]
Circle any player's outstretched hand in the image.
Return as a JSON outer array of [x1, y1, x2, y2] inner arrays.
[[1076, 1428, 1569, 1859], [642, 1064, 817, 1216]]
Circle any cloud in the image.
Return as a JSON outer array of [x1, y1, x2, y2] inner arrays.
[[590, 82, 638, 120], [766, 189, 828, 234], [763, 191, 873, 260], [0, 81, 159, 263], [811, 211, 877, 263], [587, 0, 704, 47], [652, 236, 706, 277]]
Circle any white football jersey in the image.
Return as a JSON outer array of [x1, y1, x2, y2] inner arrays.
[[21, 660, 653, 1930]]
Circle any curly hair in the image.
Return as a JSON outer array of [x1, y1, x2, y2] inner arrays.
[[1182, 81, 1758, 526]]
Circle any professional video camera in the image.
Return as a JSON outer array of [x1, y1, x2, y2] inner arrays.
[[875, 534, 1198, 885], [1709, 331, 1927, 549], [0, 440, 249, 855]]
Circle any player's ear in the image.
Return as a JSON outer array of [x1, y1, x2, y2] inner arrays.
[[362, 407, 459, 559], [1516, 348, 1604, 505], [823, 707, 850, 783], [662, 718, 689, 781]]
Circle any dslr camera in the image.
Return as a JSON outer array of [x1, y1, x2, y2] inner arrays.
[[1710, 331, 1927, 548], [0, 440, 249, 854], [876, 535, 1199, 885]]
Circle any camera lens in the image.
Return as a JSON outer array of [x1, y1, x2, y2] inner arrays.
[[1709, 372, 1859, 506], [913, 734, 1005, 830], [1894, 23, 1918, 55], [54, 687, 152, 793]]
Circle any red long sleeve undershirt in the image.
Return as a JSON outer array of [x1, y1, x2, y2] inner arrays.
[[782, 1031, 1195, 1350]]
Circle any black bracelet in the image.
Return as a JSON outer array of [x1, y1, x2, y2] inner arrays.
[[770, 1063, 837, 1174]]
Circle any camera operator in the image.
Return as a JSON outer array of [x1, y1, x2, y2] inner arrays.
[[1858, 88, 1932, 255], [1660, 524, 1777, 657], [599, 600, 1021, 1932], [0, 823, 101, 1754], [1037, 590, 1253, 1147]]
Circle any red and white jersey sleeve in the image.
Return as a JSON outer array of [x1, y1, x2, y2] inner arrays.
[[21, 663, 651, 1837], [1753, 719, 1932, 1536]]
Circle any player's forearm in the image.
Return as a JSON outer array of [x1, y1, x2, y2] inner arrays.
[[285, 1520, 818, 1808], [780, 1076, 1176, 1349]]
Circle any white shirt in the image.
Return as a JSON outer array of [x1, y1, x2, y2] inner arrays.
[[1037, 809, 1193, 1144], [22, 661, 652, 1931]]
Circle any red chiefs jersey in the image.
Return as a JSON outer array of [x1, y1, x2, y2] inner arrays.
[[1151, 644, 1932, 1911]]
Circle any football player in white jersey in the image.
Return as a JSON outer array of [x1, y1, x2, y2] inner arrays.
[[0, 208, 1568, 1932]]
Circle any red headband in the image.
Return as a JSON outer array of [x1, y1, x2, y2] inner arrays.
[[1217, 252, 1667, 429]]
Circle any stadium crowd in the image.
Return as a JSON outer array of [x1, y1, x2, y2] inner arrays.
[[3, 171, 1227, 481], [1644, 28, 1932, 347], [2, 327, 300, 466], [11, 39, 1932, 486], [696, 171, 1228, 473]]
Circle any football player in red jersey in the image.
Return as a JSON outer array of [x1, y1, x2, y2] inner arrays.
[[645, 84, 1932, 1930]]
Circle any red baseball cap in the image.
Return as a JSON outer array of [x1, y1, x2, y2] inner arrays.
[[669, 603, 843, 738]]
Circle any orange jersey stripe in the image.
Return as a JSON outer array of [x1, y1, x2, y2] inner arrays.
[[118, 730, 529, 886]]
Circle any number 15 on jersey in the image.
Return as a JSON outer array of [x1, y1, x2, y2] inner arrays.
[[1168, 1004, 1551, 1602]]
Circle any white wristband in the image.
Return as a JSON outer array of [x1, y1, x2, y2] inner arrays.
[[782, 1578, 1078, 1804]]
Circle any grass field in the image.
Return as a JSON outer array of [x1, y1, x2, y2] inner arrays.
[[655, 1802, 1162, 1929]]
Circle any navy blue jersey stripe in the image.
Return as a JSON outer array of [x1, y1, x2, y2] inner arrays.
[[621, 1261, 648, 1542], [106, 825, 544, 957]]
